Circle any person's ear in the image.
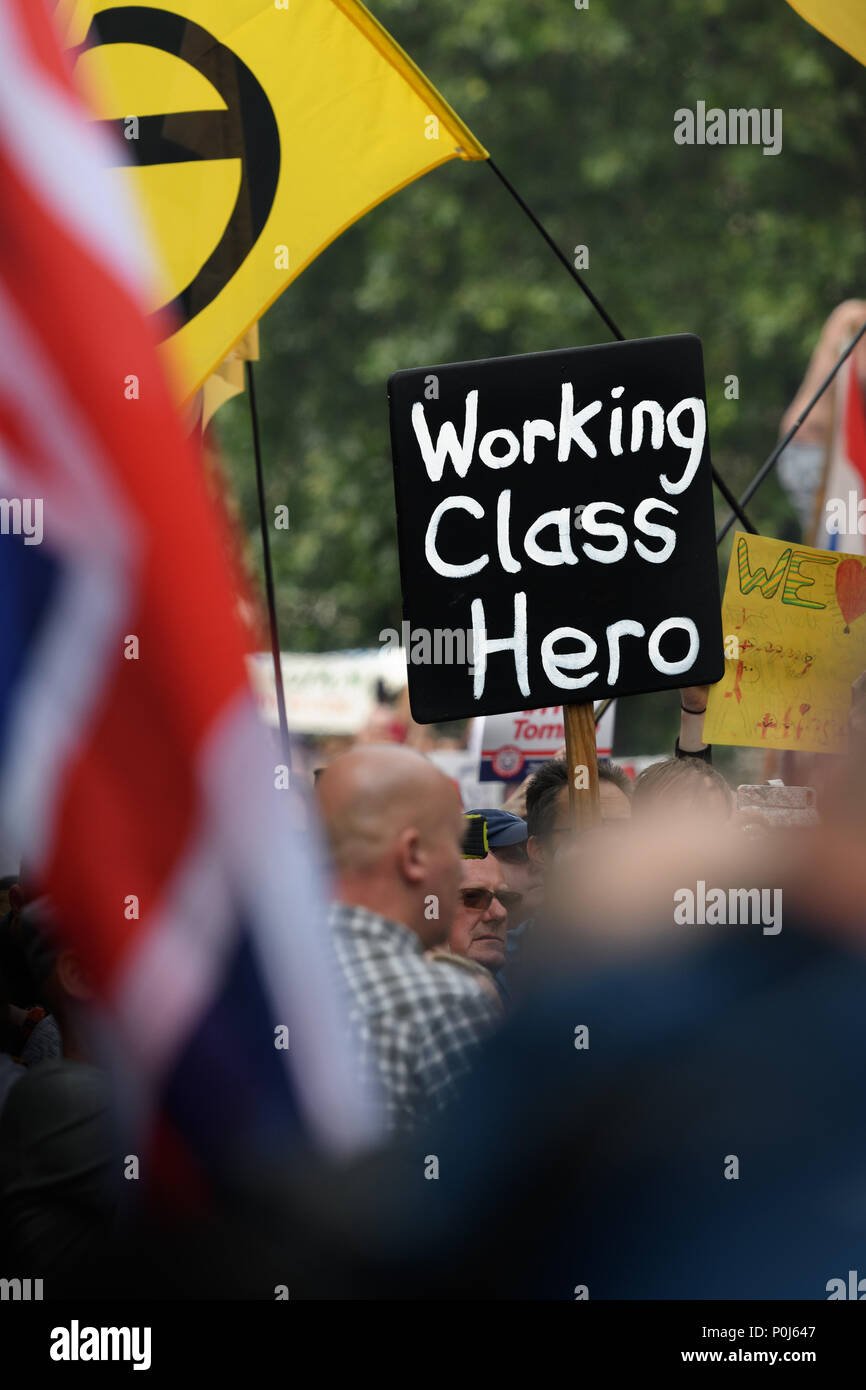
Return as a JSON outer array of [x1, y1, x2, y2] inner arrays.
[[395, 826, 425, 885], [526, 835, 547, 869], [55, 950, 92, 1002]]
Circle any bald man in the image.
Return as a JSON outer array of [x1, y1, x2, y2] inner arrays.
[[317, 745, 501, 1133]]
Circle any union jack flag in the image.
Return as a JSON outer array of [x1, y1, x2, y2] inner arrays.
[[0, 0, 376, 1191]]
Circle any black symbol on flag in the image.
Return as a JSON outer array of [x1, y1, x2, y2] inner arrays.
[[80, 6, 280, 327]]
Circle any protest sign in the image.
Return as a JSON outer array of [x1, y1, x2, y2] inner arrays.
[[703, 532, 866, 753], [388, 334, 724, 724], [479, 701, 615, 782], [247, 648, 406, 735]]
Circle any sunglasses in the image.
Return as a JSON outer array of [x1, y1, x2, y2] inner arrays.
[[460, 886, 523, 913]]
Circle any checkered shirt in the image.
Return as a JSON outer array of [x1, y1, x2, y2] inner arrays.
[[330, 902, 501, 1133]]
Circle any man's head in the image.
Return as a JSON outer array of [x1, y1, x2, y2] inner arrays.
[[525, 758, 632, 871], [448, 854, 519, 972], [466, 807, 541, 916], [316, 744, 465, 947], [632, 757, 733, 823]]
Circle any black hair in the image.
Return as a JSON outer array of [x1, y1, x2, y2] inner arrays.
[[525, 757, 632, 839], [525, 760, 568, 841], [598, 759, 633, 799]]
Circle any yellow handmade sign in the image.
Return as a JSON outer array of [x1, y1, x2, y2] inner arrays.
[[704, 531, 866, 753]]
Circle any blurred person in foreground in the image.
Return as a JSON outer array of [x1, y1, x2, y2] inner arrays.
[[316, 745, 502, 1134]]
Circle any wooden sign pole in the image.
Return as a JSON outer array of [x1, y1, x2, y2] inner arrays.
[[563, 700, 601, 829]]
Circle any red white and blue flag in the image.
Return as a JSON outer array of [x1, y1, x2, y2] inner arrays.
[[818, 356, 866, 555], [0, 0, 376, 1185]]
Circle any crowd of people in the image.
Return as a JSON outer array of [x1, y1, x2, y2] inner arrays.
[[2, 665, 865, 1300], [2, 298, 866, 1293]]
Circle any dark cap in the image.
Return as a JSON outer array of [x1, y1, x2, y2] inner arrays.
[[465, 807, 528, 848]]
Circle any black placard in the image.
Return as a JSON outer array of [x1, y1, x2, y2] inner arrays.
[[388, 334, 724, 723]]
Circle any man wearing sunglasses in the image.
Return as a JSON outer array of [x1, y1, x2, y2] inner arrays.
[[467, 807, 544, 920], [447, 857, 522, 976]]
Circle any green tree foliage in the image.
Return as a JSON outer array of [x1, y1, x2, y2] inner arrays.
[[216, 0, 866, 751]]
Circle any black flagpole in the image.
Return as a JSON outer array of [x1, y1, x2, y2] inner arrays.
[[486, 158, 759, 537], [246, 359, 292, 767], [487, 159, 625, 340]]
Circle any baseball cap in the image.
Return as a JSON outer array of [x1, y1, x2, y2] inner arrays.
[[466, 807, 528, 848]]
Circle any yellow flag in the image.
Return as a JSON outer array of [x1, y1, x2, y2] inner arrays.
[[201, 324, 259, 431], [785, 1, 866, 69], [57, 1, 487, 400]]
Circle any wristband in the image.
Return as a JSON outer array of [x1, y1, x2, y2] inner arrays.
[[675, 737, 712, 764], [681, 703, 707, 715]]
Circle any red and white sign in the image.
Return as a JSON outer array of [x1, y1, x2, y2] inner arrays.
[[479, 702, 615, 782]]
